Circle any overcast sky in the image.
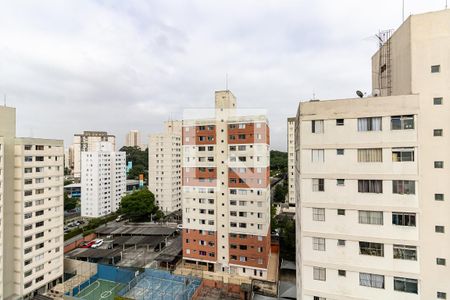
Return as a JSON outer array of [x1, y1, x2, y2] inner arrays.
[[0, 1, 446, 150]]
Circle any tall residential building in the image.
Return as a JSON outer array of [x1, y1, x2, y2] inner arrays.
[[126, 130, 141, 148], [81, 142, 126, 218], [148, 120, 182, 213], [182, 90, 271, 279], [295, 9, 450, 300], [0, 106, 64, 299], [72, 131, 116, 179], [287, 117, 296, 207]]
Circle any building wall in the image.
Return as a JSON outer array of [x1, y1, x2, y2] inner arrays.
[[148, 121, 182, 213], [182, 91, 271, 280], [287, 117, 296, 206], [81, 142, 126, 218], [126, 130, 141, 148]]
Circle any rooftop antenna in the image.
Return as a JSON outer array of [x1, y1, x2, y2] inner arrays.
[[402, 0, 405, 22], [446, 0, 448, 9], [3, 94, 6, 106], [312, 89, 316, 100], [226, 73, 229, 91]]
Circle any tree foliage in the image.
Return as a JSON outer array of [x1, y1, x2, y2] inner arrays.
[[119, 146, 148, 180], [119, 188, 162, 222], [64, 192, 77, 211], [277, 215, 296, 261], [273, 183, 288, 203], [270, 150, 288, 176]]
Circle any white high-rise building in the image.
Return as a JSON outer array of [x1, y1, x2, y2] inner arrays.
[[287, 117, 296, 208], [148, 121, 182, 213], [126, 130, 141, 148], [295, 9, 450, 300], [0, 106, 64, 299], [81, 142, 126, 218], [72, 131, 116, 179]]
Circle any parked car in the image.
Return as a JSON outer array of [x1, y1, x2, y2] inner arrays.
[[91, 239, 104, 248], [80, 241, 95, 248], [176, 224, 183, 230], [115, 215, 124, 222]]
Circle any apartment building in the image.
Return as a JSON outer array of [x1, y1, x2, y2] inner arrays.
[[126, 130, 141, 148], [287, 117, 296, 208], [148, 120, 182, 213], [295, 9, 450, 300], [72, 131, 116, 179], [182, 90, 271, 279], [81, 142, 126, 218], [0, 107, 64, 299]]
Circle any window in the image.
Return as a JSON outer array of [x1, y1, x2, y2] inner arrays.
[[312, 208, 325, 221], [358, 180, 383, 193], [337, 239, 346, 246], [392, 180, 415, 195], [358, 148, 382, 162], [434, 97, 443, 105], [337, 209, 345, 216], [358, 117, 382, 131], [359, 273, 385, 289], [431, 65, 441, 73], [393, 244, 417, 261], [312, 179, 324, 192], [313, 237, 325, 251], [336, 179, 345, 186], [392, 148, 414, 162], [435, 193, 444, 201], [312, 120, 324, 133], [437, 258, 446, 266], [391, 115, 414, 130], [313, 267, 326, 281], [336, 149, 344, 155], [338, 270, 346, 277], [435, 161, 444, 168], [359, 241, 384, 257], [436, 225, 445, 233], [313, 297, 326, 300], [336, 119, 344, 126], [392, 212, 416, 227], [394, 277, 418, 294], [311, 149, 325, 162], [434, 129, 443, 136], [359, 211, 383, 225], [437, 292, 447, 299]]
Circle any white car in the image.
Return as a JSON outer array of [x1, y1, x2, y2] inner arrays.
[[176, 224, 183, 230], [91, 239, 104, 248]]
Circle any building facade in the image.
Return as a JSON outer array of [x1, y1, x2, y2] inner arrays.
[[287, 117, 296, 208], [0, 107, 64, 299], [81, 142, 126, 218], [182, 90, 271, 279], [295, 9, 450, 300], [125, 130, 141, 148], [148, 121, 182, 213], [72, 131, 116, 179]]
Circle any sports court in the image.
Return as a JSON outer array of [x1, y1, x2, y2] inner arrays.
[[76, 279, 125, 300], [121, 269, 201, 300]]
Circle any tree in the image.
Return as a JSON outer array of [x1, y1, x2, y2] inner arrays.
[[273, 184, 287, 203], [120, 146, 148, 180], [270, 150, 288, 177], [119, 188, 161, 222], [64, 192, 77, 211]]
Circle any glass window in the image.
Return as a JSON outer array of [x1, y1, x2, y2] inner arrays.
[[393, 244, 417, 261], [359, 211, 383, 225], [336, 119, 344, 126], [393, 277, 418, 294], [431, 65, 441, 73], [435, 194, 444, 201], [358, 117, 382, 131], [391, 115, 414, 130], [435, 161, 444, 168], [358, 148, 383, 162], [311, 149, 325, 162], [434, 97, 443, 105], [358, 180, 383, 193], [312, 120, 324, 134], [359, 241, 384, 257], [434, 129, 443, 136], [313, 267, 326, 281], [392, 180, 415, 195], [312, 179, 324, 192], [313, 208, 325, 221], [336, 149, 344, 155], [359, 273, 385, 289], [392, 212, 416, 227], [392, 148, 414, 162], [313, 237, 325, 251]]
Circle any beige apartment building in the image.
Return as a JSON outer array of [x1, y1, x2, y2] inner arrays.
[[295, 9, 450, 300], [0, 107, 64, 299], [181, 90, 271, 279], [71, 131, 116, 179], [148, 121, 182, 213], [125, 130, 141, 148], [287, 117, 296, 208]]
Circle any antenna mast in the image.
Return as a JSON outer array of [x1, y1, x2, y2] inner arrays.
[[226, 73, 229, 91], [402, 0, 405, 22]]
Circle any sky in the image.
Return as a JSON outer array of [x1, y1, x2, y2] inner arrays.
[[0, 0, 446, 151]]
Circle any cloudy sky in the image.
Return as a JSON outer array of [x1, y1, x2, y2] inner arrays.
[[0, 0, 446, 150]]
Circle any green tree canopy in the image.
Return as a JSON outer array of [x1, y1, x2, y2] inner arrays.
[[270, 150, 288, 177], [273, 183, 288, 203], [119, 146, 148, 180], [64, 192, 77, 211], [119, 189, 162, 222]]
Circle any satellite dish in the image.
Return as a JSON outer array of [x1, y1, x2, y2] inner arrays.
[[356, 90, 364, 98]]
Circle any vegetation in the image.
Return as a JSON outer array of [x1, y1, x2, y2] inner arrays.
[[119, 188, 163, 222], [119, 146, 148, 181], [64, 192, 77, 211], [276, 214, 296, 261], [63, 213, 118, 241], [270, 150, 288, 177], [273, 181, 288, 203]]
